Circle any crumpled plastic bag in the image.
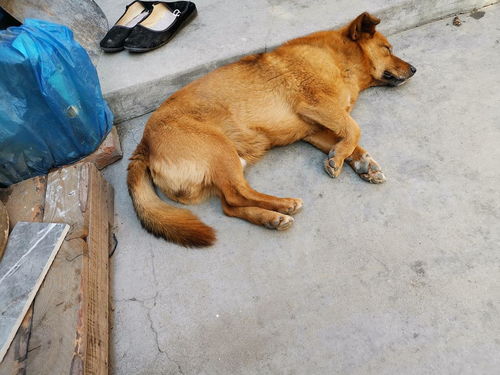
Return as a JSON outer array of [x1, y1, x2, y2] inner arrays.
[[0, 19, 113, 187]]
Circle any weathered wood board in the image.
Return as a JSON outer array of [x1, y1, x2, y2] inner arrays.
[[0, 176, 46, 229], [0, 202, 8, 260], [0, 164, 113, 374], [0, 222, 69, 362], [24, 163, 112, 375], [80, 127, 123, 170], [0, 175, 47, 375]]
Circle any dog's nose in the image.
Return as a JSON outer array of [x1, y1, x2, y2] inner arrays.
[[409, 65, 417, 75]]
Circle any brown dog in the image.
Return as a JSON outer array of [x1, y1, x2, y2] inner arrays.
[[127, 12, 416, 247]]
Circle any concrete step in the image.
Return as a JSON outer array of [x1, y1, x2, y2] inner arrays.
[[95, 0, 498, 123]]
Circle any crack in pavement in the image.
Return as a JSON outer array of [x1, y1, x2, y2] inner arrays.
[[148, 245, 186, 375], [112, 245, 185, 375], [121, 290, 185, 374]]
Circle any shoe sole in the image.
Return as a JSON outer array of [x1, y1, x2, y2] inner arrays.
[[124, 8, 197, 53], [101, 46, 125, 53]]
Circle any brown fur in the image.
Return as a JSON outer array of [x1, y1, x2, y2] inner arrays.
[[127, 12, 415, 247]]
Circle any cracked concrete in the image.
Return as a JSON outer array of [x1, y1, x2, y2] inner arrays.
[[148, 247, 186, 374], [105, 5, 500, 375]]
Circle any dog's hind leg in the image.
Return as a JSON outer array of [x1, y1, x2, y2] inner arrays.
[[304, 128, 386, 184], [212, 145, 303, 215], [221, 198, 294, 230]]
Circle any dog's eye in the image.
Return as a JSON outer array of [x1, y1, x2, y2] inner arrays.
[[384, 46, 392, 54]]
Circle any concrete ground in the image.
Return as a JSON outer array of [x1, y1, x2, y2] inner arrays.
[[104, 5, 500, 375]]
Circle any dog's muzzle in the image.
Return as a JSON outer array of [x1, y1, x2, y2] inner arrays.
[[383, 65, 416, 86]]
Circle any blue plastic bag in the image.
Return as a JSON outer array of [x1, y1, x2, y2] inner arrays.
[[0, 19, 113, 187]]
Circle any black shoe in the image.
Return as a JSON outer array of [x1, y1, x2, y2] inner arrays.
[[123, 1, 197, 53], [100, 1, 153, 52]]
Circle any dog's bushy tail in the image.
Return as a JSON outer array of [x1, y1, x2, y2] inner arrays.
[[127, 143, 216, 247]]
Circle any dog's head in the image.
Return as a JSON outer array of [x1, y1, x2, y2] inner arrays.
[[345, 12, 416, 87]]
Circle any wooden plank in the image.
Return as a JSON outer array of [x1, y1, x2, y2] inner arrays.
[[0, 165, 112, 374], [26, 165, 88, 374], [10, 307, 31, 375], [104, 179, 115, 256], [0, 176, 46, 228], [79, 127, 122, 170], [0, 202, 8, 260], [0, 176, 47, 375], [84, 166, 110, 374], [24, 163, 111, 375], [0, 222, 69, 362], [0, 306, 33, 375]]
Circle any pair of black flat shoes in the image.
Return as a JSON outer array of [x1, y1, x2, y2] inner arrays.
[[100, 1, 196, 53]]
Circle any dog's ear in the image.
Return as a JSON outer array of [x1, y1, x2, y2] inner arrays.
[[347, 12, 380, 41]]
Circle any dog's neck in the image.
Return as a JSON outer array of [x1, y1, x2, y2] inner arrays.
[[339, 57, 374, 93], [326, 31, 375, 91]]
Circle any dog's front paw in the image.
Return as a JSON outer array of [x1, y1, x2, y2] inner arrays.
[[276, 198, 303, 215], [264, 214, 294, 231], [324, 150, 343, 178], [348, 153, 386, 184], [287, 198, 303, 215]]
